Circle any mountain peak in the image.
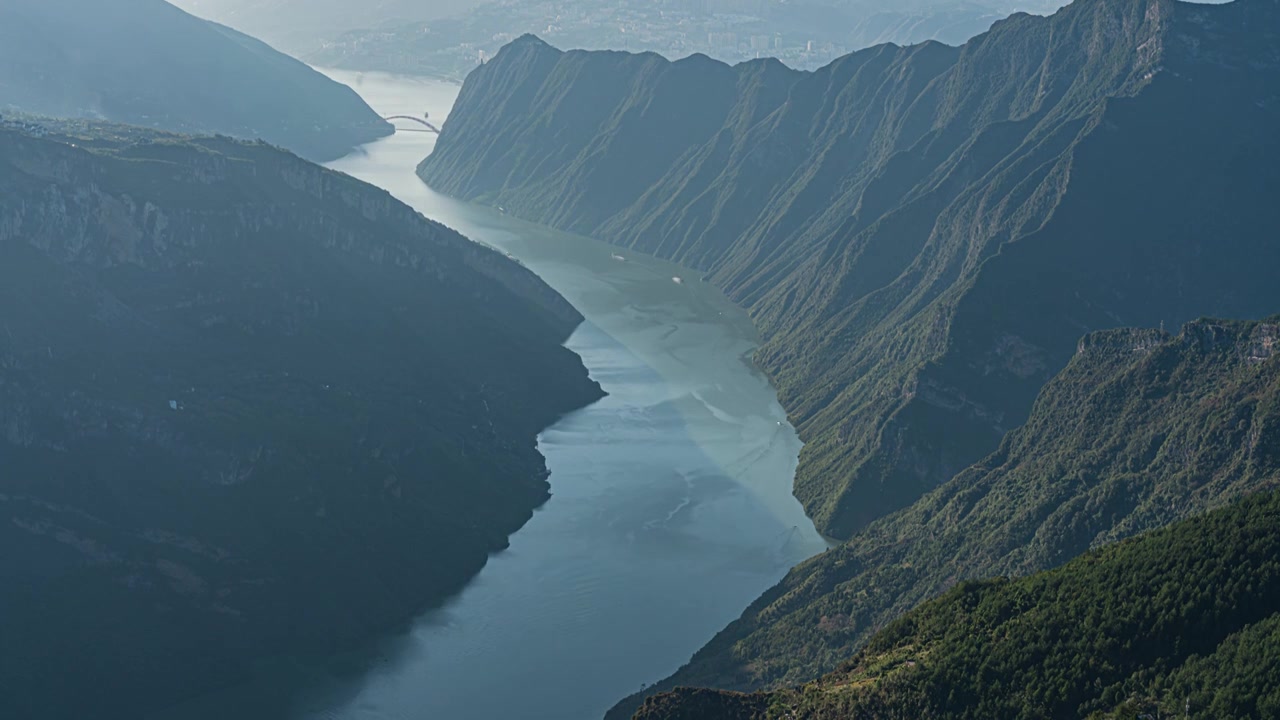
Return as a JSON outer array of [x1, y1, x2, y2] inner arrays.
[[511, 33, 551, 48]]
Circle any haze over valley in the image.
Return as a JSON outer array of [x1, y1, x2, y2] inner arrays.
[[178, 0, 1072, 78], [168, 0, 479, 55], [1, 1, 1277, 719]]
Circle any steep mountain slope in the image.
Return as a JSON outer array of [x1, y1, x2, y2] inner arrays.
[[0, 119, 602, 719], [420, 0, 1280, 540], [634, 489, 1280, 720], [0, 0, 391, 162], [609, 317, 1280, 716]]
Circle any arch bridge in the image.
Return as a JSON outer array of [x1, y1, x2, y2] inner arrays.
[[383, 113, 441, 134]]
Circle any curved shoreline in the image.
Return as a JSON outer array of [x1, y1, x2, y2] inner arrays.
[[299, 69, 829, 720]]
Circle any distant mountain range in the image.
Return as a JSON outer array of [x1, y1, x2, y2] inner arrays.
[[0, 119, 602, 718], [0, 0, 390, 161]]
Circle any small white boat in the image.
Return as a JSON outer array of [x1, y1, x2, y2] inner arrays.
[[672, 276, 683, 285]]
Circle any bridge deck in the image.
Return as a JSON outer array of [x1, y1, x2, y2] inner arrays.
[[383, 115, 440, 133]]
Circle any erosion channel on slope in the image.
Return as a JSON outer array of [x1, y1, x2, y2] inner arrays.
[[154, 69, 830, 720]]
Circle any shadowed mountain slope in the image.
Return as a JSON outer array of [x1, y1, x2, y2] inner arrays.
[[0, 120, 602, 719]]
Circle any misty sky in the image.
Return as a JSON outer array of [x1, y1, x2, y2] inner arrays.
[[170, 0, 1065, 56], [167, 0, 1231, 73]]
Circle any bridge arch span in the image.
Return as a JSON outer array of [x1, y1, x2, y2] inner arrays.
[[383, 115, 440, 133]]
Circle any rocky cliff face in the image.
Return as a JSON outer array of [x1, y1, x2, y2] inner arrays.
[[0, 0, 392, 162], [0, 121, 602, 719], [420, 0, 1280, 541]]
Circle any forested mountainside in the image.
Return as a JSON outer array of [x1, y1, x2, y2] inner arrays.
[[420, 0, 1280, 541], [0, 120, 602, 719], [633, 489, 1280, 720], [0, 0, 390, 162], [609, 317, 1280, 717]]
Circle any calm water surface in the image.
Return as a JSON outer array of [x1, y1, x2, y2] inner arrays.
[[159, 69, 828, 720]]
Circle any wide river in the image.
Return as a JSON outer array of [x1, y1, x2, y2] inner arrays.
[[160, 70, 828, 720]]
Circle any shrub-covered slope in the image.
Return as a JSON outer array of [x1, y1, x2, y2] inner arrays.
[[421, 0, 1280, 540], [611, 317, 1280, 716], [635, 489, 1280, 720], [0, 120, 602, 718], [0, 0, 391, 161]]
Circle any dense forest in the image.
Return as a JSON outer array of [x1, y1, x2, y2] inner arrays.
[[0, 0, 390, 161], [635, 489, 1280, 719], [422, 0, 1280, 542], [0, 120, 602, 718]]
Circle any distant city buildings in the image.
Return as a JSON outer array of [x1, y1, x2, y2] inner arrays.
[[0, 114, 50, 137], [708, 31, 738, 49]]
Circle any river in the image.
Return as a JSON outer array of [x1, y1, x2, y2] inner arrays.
[[157, 69, 828, 720]]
